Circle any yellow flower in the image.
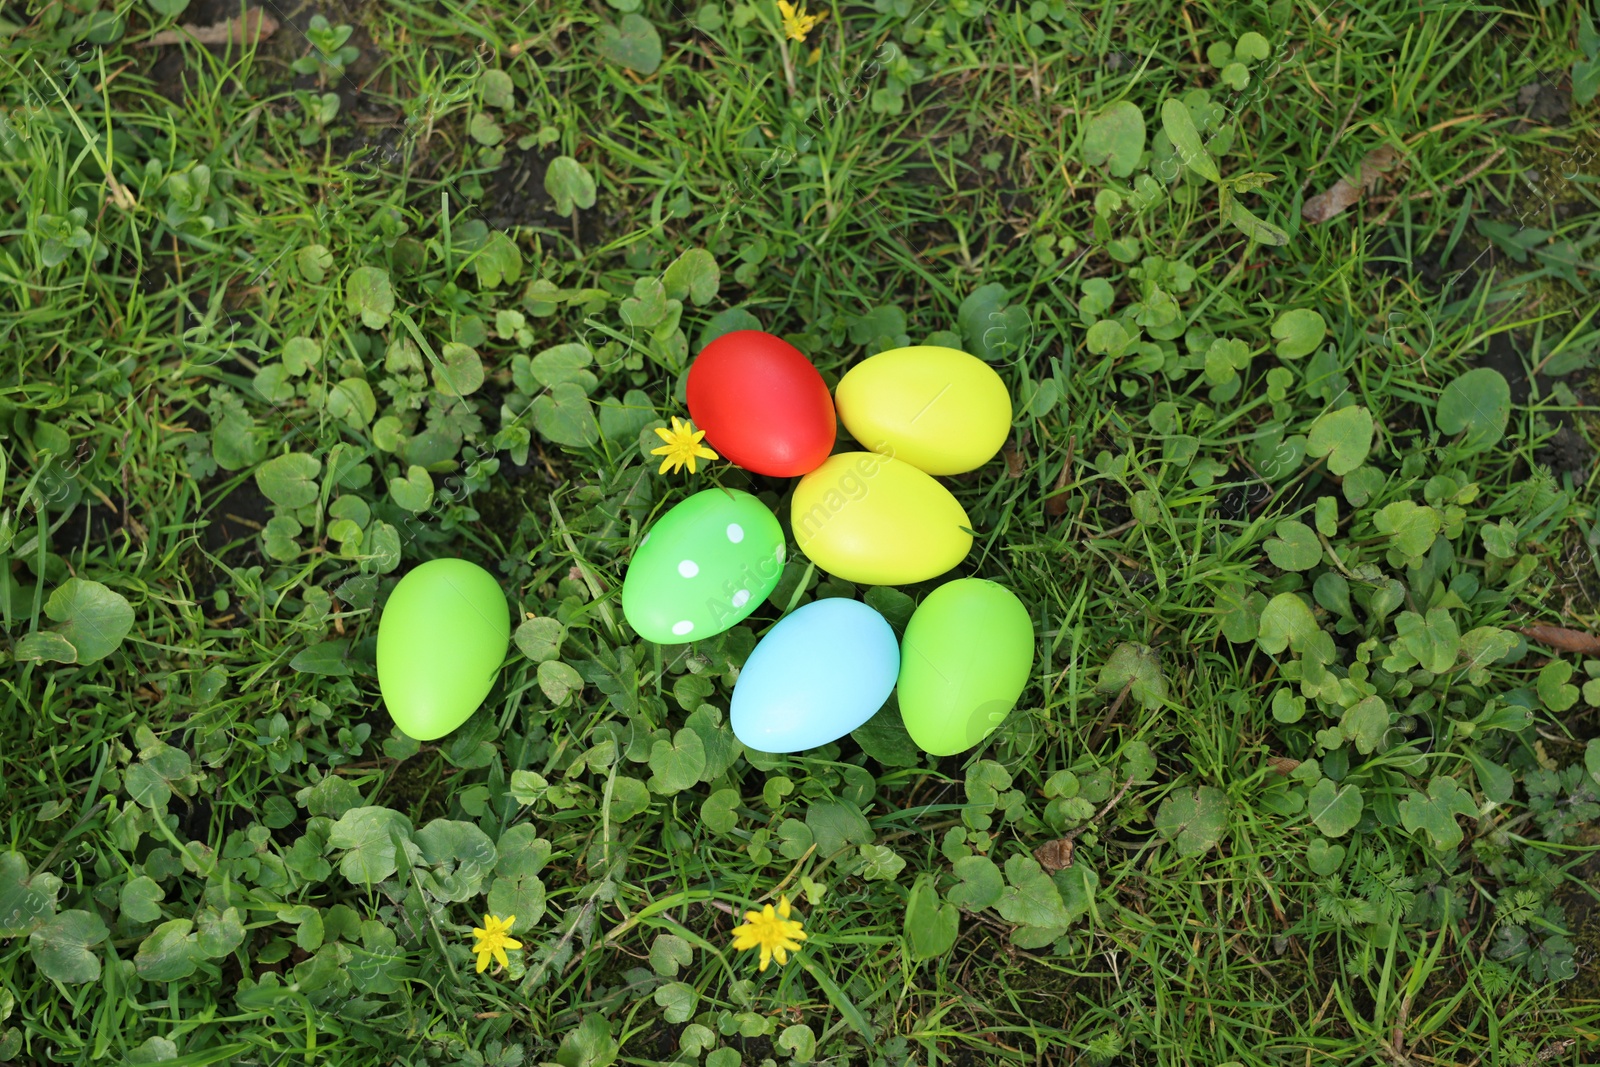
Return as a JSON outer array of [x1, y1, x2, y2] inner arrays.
[[777, 0, 827, 42], [470, 913, 522, 974], [650, 416, 719, 475], [730, 894, 807, 971]]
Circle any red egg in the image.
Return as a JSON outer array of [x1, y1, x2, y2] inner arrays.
[[686, 330, 836, 477]]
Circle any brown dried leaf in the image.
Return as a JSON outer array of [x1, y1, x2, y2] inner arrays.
[[1267, 756, 1301, 776], [145, 7, 278, 47], [1003, 445, 1024, 479], [1033, 837, 1074, 872], [1516, 624, 1600, 655], [1043, 436, 1075, 517], [1301, 144, 1402, 224], [105, 173, 137, 212]]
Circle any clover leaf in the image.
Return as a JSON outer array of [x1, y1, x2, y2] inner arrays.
[[595, 14, 662, 74], [996, 855, 1073, 927], [557, 1014, 619, 1067], [256, 452, 321, 509], [1256, 592, 1318, 655], [662, 248, 720, 306], [344, 266, 393, 329], [805, 800, 872, 857], [134, 919, 203, 982], [1306, 405, 1373, 476], [17, 578, 135, 665], [904, 874, 959, 961], [1305, 837, 1345, 876], [1338, 696, 1389, 755], [701, 788, 740, 834], [1235, 31, 1271, 62], [1094, 642, 1168, 709], [0, 853, 61, 937], [531, 383, 601, 448], [514, 617, 564, 663], [29, 910, 108, 984], [1538, 660, 1579, 712], [326, 378, 377, 428], [432, 342, 484, 397], [545, 156, 598, 216], [479, 69, 515, 108], [1155, 785, 1230, 857], [1398, 776, 1477, 851], [1437, 367, 1511, 453], [196, 906, 245, 957], [327, 807, 418, 885], [645, 933, 692, 978], [654, 983, 697, 1024], [947, 855, 1004, 910], [1080, 101, 1146, 178], [388, 465, 433, 513], [1265, 520, 1322, 571], [1272, 308, 1326, 359], [120, 876, 164, 923], [1306, 779, 1362, 837], [523, 343, 595, 390], [647, 728, 708, 795], [1373, 500, 1441, 561]]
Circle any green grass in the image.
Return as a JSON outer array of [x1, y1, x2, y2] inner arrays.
[[4, 0, 1600, 1063]]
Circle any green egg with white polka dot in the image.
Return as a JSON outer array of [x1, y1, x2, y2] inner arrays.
[[622, 488, 787, 644]]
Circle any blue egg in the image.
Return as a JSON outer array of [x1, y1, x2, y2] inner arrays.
[[730, 598, 900, 754]]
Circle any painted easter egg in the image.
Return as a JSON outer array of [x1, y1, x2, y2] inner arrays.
[[622, 488, 787, 644], [791, 452, 972, 585], [686, 330, 837, 477], [730, 598, 900, 753], [378, 558, 510, 741], [897, 579, 1034, 756], [834, 346, 1012, 475]]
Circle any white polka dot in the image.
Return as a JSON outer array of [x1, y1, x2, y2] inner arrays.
[[672, 620, 694, 636], [678, 559, 699, 578], [732, 589, 750, 608], [726, 523, 744, 543]]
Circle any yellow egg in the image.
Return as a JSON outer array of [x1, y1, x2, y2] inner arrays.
[[834, 346, 1012, 474], [791, 452, 972, 585]]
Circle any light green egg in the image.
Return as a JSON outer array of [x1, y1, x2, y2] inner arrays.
[[622, 488, 786, 644], [377, 558, 510, 740], [897, 578, 1035, 756]]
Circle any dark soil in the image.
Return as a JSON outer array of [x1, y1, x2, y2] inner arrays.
[[176, 789, 251, 842], [146, 0, 384, 104], [261, 0, 386, 105], [52, 494, 128, 557], [1512, 79, 1572, 131], [1357, 67, 1599, 493], [1481, 330, 1533, 407], [1540, 425, 1596, 483], [144, 0, 238, 103], [630, 1024, 681, 1061], [133, 250, 176, 300], [373, 750, 453, 824], [200, 478, 274, 557], [1361, 74, 1584, 293], [187, 477, 273, 611], [1215, 471, 1274, 524], [1479, 331, 1597, 485], [1556, 826, 1600, 1000], [473, 144, 610, 243], [147, 0, 389, 139]]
